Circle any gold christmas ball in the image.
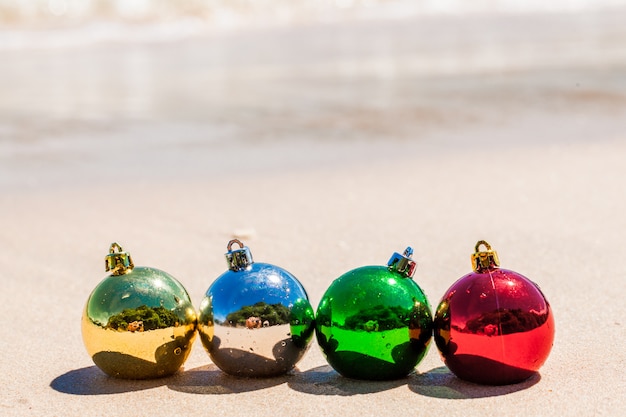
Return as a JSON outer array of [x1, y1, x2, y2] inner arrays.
[[82, 243, 197, 379]]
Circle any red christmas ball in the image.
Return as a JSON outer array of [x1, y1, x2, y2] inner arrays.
[[434, 241, 555, 385]]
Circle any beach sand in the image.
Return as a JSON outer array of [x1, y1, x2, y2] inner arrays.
[[1, 8, 626, 417]]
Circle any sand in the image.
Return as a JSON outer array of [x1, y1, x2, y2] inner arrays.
[[1, 9, 626, 417]]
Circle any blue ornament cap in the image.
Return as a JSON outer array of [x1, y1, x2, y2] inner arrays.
[[225, 239, 254, 271]]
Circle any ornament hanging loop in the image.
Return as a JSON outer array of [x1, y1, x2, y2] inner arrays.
[[225, 239, 254, 271], [105, 242, 134, 276], [387, 246, 417, 278], [227, 239, 244, 251], [471, 240, 500, 272]]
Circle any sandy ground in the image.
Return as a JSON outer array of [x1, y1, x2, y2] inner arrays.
[[1, 10, 626, 417]]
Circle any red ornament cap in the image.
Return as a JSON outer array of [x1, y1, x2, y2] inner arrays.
[[471, 240, 500, 272]]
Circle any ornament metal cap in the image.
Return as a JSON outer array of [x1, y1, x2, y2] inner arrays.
[[104, 242, 134, 276], [225, 239, 254, 271], [471, 240, 500, 272], [387, 247, 417, 278]]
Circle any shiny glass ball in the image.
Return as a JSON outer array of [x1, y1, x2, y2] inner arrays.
[[434, 268, 555, 385], [82, 267, 197, 379], [316, 266, 433, 380], [198, 263, 315, 377]]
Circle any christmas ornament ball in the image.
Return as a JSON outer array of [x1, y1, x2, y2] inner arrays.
[[198, 240, 315, 377], [316, 247, 433, 380], [434, 241, 555, 385], [82, 243, 197, 379]]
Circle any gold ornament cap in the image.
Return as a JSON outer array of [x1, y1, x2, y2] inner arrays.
[[105, 242, 134, 276], [471, 240, 500, 272], [387, 247, 417, 278], [225, 239, 254, 272]]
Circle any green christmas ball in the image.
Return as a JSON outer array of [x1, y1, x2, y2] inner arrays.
[[315, 248, 432, 380]]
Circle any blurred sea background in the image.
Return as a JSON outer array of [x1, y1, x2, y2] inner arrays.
[[2, 0, 626, 49], [1, 0, 626, 190]]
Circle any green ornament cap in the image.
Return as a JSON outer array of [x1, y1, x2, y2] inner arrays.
[[105, 242, 134, 276], [387, 247, 416, 278], [225, 239, 254, 271]]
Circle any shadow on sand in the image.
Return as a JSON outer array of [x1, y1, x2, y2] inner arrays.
[[50, 366, 168, 395], [408, 366, 541, 399]]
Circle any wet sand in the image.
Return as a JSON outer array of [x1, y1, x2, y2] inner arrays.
[[1, 9, 626, 417]]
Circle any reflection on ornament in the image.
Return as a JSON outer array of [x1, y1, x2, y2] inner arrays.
[[316, 247, 432, 380], [434, 240, 555, 385], [198, 239, 315, 377], [82, 243, 197, 379]]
